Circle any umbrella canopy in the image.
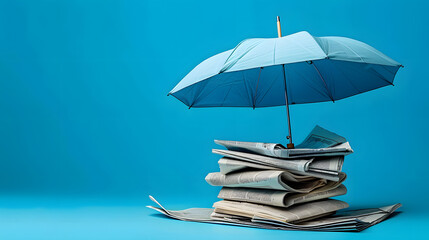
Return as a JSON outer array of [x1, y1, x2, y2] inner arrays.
[[169, 31, 401, 107], [168, 29, 402, 148]]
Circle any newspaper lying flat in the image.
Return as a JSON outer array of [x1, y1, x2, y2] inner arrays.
[[213, 150, 343, 181], [218, 184, 347, 208], [215, 125, 353, 158], [251, 204, 402, 231], [213, 199, 349, 223], [147, 196, 401, 232]]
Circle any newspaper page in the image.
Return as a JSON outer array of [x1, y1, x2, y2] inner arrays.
[[214, 140, 282, 157], [253, 204, 402, 231], [213, 149, 343, 181], [218, 157, 341, 181], [218, 158, 280, 174], [148, 203, 398, 232], [215, 172, 346, 207], [213, 199, 349, 223], [210, 211, 362, 231], [212, 149, 313, 172], [287, 142, 353, 158], [218, 184, 347, 208], [205, 170, 328, 192], [308, 156, 344, 173], [214, 125, 352, 159], [290, 170, 339, 182], [147, 196, 401, 232], [296, 125, 346, 149]]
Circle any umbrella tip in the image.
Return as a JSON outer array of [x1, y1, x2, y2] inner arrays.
[[277, 16, 280, 21]]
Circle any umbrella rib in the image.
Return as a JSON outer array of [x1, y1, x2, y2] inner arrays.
[[311, 62, 335, 102], [258, 71, 280, 106], [381, 63, 401, 75], [242, 71, 252, 107], [292, 65, 329, 100], [192, 86, 221, 108], [220, 40, 261, 73], [333, 39, 366, 63], [221, 85, 233, 107], [169, 93, 194, 108], [253, 67, 263, 109], [189, 80, 210, 108], [222, 40, 247, 67], [193, 79, 243, 108], [330, 60, 363, 94], [368, 66, 395, 86]]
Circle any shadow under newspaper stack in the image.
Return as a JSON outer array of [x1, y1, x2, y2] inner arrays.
[[148, 126, 401, 232]]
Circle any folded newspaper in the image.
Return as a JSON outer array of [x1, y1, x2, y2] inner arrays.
[[205, 171, 346, 192], [147, 196, 401, 232], [212, 150, 343, 181], [217, 184, 347, 208], [211, 126, 349, 181], [215, 125, 353, 158], [148, 126, 401, 232]]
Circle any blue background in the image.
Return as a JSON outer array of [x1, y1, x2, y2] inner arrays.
[[0, 0, 428, 239]]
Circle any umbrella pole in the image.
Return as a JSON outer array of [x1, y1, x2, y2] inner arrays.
[[282, 64, 294, 149], [277, 16, 294, 148]]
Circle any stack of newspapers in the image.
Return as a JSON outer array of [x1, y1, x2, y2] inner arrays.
[[148, 126, 401, 232]]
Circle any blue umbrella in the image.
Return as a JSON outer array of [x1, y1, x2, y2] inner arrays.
[[168, 17, 402, 148]]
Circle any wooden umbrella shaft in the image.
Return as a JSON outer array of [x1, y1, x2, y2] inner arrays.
[[277, 16, 282, 38]]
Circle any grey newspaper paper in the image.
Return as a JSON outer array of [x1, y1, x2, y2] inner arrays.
[[148, 125, 401, 232], [215, 125, 353, 159], [147, 196, 401, 232]]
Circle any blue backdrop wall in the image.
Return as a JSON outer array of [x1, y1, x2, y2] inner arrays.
[[0, 0, 427, 215]]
